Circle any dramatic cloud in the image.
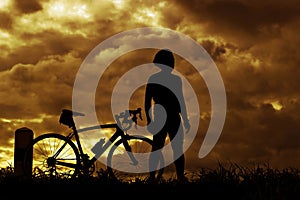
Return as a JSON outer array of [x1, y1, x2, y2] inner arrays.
[[0, 0, 299, 176]]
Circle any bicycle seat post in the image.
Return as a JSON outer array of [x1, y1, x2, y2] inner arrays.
[[59, 109, 86, 159]]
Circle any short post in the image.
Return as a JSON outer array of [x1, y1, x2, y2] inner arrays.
[[14, 127, 34, 177]]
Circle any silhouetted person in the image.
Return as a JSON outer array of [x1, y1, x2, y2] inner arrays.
[[145, 49, 190, 182]]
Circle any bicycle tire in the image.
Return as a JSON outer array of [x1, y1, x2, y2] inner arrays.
[[23, 133, 81, 179], [106, 135, 165, 182]]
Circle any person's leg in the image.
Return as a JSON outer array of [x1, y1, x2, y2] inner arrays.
[[168, 116, 185, 180], [174, 154, 185, 181], [149, 130, 167, 180]]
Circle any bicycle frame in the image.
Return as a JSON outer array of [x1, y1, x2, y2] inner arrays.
[[53, 110, 140, 173], [25, 107, 165, 181]]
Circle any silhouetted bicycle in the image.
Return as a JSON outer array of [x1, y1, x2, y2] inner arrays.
[[23, 107, 164, 182]]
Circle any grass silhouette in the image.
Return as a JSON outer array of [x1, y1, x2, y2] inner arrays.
[[0, 162, 300, 199]]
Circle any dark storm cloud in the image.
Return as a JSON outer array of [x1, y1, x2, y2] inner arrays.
[[212, 98, 300, 167], [0, 52, 82, 118], [13, 0, 43, 14], [0, 0, 299, 171], [0, 11, 13, 30], [200, 39, 227, 61], [173, 0, 300, 46], [1, 30, 96, 70], [160, 0, 300, 169]]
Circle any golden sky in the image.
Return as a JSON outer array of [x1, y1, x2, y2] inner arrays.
[[0, 0, 300, 173]]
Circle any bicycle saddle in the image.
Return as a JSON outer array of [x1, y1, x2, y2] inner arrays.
[[59, 109, 85, 128]]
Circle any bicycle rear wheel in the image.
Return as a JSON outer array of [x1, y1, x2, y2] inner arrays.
[[23, 133, 80, 179], [106, 135, 164, 182]]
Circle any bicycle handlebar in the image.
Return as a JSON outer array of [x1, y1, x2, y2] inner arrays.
[[114, 107, 142, 130], [128, 107, 143, 124]]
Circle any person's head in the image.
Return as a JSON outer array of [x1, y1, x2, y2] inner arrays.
[[153, 49, 175, 69]]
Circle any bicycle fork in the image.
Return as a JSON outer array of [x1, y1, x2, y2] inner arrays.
[[122, 137, 138, 166], [116, 128, 139, 166]]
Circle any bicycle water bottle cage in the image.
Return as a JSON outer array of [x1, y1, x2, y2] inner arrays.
[[59, 109, 75, 128]]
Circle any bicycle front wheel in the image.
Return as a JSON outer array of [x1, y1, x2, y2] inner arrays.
[[23, 133, 80, 179], [107, 135, 164, 182]]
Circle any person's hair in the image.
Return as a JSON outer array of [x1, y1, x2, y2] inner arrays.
[[153, 49, 174, 69]]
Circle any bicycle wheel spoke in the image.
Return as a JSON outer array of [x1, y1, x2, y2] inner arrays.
[[24, 133, 80, 179]]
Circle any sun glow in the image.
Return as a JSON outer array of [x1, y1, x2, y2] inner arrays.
[[270, 100, 283, 111], [263, 99, 283, 111], [0, 0, 10, 10], [133, 8, 160, 26], [46, 1, 90, 19], [112, 0, 126, 9], [0, 138, 15, 168], [0, 31, 26, 54], [0, 114, 53, 128], [12, 2, 91, 37]]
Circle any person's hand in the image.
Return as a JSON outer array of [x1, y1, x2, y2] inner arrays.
[[147, 119, 165, 135], [147, 122, 155, 135]]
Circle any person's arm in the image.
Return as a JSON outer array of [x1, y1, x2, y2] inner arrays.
[[144, 82, 152, 125], [177, 78, 190, 133]]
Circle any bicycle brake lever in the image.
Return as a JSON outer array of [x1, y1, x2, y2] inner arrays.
[[129, 108, 142, 123]]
